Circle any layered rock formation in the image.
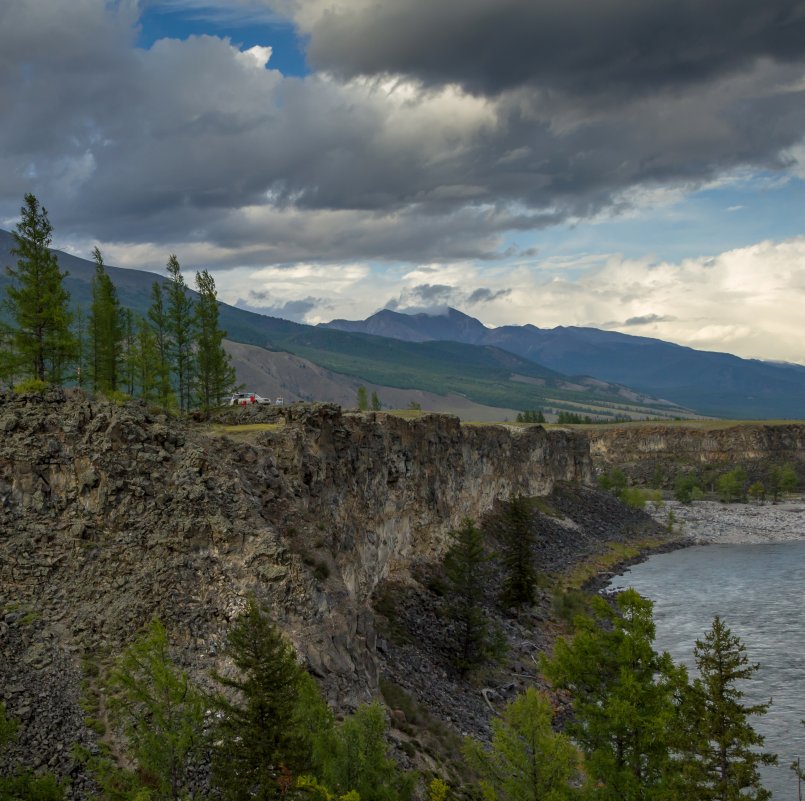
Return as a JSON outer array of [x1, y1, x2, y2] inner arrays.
[[0, 389, 592, 788], [586, 423, 805, 484]]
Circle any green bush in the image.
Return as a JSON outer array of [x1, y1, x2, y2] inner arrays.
[[13, 378, 49, 394]]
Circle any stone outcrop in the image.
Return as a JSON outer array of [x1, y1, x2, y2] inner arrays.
[[0, 389, 592, 790], [585, 423, 805, 484]]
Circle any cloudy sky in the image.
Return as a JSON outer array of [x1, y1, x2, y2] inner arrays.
[[2, 0, 805, 362]]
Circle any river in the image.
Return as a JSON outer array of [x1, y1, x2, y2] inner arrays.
[[607, 539, 805, 800]]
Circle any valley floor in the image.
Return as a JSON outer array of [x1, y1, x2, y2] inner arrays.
[[649, 498, 805, 544]]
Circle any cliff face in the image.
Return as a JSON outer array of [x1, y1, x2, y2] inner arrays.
[[586, 423, 805, 483], [0, 389, 591, 782]]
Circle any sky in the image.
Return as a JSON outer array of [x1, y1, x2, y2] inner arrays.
[[2, 0, 805, 363]]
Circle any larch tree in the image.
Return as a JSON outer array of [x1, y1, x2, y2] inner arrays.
[[543, 589, 683, 801], [464, 687, 582, 801], [147, 281, 174, 409], [106, 619, 205, 801], [686, 616, 775, 801], [194, 269, 236, 414], [5, 193, 76, 383], [165, 255, 194, 411], [88, 246, 123, 393]]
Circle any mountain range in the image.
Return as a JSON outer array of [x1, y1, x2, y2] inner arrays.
[[322, 307, 805, 419], [2, 228, 802, 419]]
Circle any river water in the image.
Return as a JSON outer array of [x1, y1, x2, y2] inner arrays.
[[607, 540, 805, 800]]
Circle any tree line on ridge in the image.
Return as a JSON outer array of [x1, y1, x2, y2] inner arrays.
[[0, 194, 237, 412]]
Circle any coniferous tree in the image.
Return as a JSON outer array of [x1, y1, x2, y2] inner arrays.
[[147, 281, 174, 409], [211, 599, 308, 800], [443, 518, 494, 673], [370, 390, 381, 411], [106, 620, 205, 801], [544, 589, 683, 801], [131, 317, 161, 404], [497, 495, 538, 609], [165, 255, 194, 411], [684, 616, 775, 801], [464, 687, 582, 801], [194, 269, 236, 414], [320, 703, 415, 801], [356, 385, 369, 411], [88, 247, 123, 393], [5, 194, 76, 383]]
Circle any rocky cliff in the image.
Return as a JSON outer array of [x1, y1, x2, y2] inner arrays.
[[586, 423, 805, 484], [0, 389, 594, 789]]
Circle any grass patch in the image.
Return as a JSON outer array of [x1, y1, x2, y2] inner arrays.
[[557, 536, 672, 591], [207, 421, 285, 439]]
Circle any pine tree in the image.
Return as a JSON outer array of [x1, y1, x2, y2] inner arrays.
[[464, 687, 581, 801], [211, 599, 308, 800], [497, 495, 538, 609], [147, 281, 174, 409], [443, 518, 493, 673], [685, 616, 776, 801], [88, 247, 123, 393], [370, 390, 381, 411], [543, 589, 683, 801], [194, 269, 236, 414], [5, 193, 76, 383], [165, 255, 194, 411]]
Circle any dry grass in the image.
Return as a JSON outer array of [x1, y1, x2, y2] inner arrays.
[[206, 421, 285, 439]]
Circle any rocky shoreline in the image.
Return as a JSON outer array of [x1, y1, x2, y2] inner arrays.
[[649, 498, 805, 544]]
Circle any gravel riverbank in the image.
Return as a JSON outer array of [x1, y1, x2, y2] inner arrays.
[[648, 498, 805, 544]]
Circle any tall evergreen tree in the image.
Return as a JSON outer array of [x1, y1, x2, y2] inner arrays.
[[165, 255, 194, 411], [5, 193, 75, 383], [684, 616, 775, 801], [544, 589, 683, 801], [443, 518, 494, 673], [147, 281, 174, 409], [194, 269, 236, 414], [131, 317, 161, 404], [497, 495, 538, 609], [88, 246, 123, 393], [211, 599, 308, 800]]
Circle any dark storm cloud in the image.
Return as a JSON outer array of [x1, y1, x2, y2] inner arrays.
[[0, 1, 804, 268], [467, 287, 512, 304], [303, 0, 805, 97]]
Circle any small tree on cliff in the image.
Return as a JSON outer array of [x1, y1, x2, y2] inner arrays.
[[211, 599, 309, 800], [106, 619, 205, 801], [443, 518, 494, 673], [496, 495, 538, 609], [464, 687, 582, 801]]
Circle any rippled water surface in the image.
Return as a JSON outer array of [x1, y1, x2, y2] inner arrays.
[[607, 540, 805, 800]]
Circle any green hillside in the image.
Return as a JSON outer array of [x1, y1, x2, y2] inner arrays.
[[0, 232, 689, 418]]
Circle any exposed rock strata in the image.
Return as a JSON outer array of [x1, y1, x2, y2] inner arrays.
[[586, 423, 805, 484], [0, 389, 592, 791]]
